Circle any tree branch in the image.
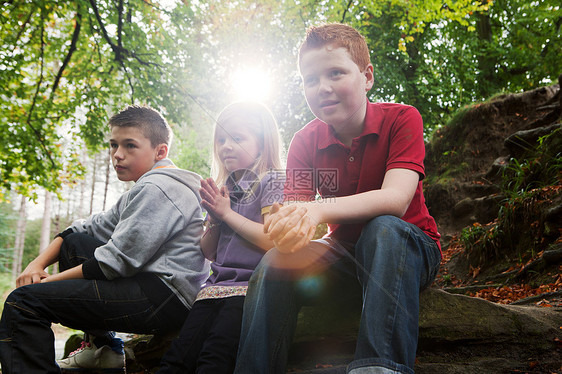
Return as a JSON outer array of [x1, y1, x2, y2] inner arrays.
[[139, 0, 170, 14], [50, 5, 82, 100], [26, 11, 56, 168], [120, 62, 135, 102], [89, 0, 161, 69], [116, 0, 124, 60], [11, 4, 35, 48], [341, 0, 353, 23], [89, 0, 119, 55], [86, 12, 104, 63]]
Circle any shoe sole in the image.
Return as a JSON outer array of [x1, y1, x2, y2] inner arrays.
[[60, 368, 125, 373]]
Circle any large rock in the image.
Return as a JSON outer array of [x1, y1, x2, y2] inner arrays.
[[419, 288, 561, 344], [417, 289, 562, 373], [118, 288, 561, 373], [284, 288, 562, 373]]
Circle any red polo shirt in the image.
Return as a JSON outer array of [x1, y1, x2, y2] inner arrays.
[[284, 101, 441, 250]]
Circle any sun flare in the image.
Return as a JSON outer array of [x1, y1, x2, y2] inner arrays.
[[230, 67, 272, 103]]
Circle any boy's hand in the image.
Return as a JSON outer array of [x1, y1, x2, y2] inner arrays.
[[16, 262, 50, 287], [200, 178, 232, 222], [265, 203, 317, 253]]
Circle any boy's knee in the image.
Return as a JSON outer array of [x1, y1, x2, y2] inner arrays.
[[250, 250, 278, 279], [248, 249, 302, 283], [3, 287, 31, 318], [363, 215, 404, 237], [60, 232, 102, 269], [63, 232, 90, 247], [4, 288, 19, 310], [5, 286, 26, 304]]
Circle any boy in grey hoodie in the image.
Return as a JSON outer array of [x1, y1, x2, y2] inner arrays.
[[0, 105, 210, 373]]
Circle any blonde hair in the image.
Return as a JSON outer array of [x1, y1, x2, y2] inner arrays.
[[211, 101, 283, 186]]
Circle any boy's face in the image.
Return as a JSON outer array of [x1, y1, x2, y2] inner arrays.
[[109, 126, 166, 182], [300, 45, 374, 137]]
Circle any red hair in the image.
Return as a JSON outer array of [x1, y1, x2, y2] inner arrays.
[[298, 23, 371, 71]]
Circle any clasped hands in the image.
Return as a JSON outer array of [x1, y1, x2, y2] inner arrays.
[[200, 177, 232, 224], [200, 177, 319, 253], [263, 203, 319, 254]]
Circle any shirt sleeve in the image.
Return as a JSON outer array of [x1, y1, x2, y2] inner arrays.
[[70, 202, 121, 243], [386, 106, 426, 179], [92, 182, 186, 279], [82, 257, 108, 280]]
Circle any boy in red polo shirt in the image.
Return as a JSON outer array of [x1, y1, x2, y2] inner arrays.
[[234, 23, 441, 374]]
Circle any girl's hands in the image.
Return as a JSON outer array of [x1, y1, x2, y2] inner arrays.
[[200, 178, 232, 222]]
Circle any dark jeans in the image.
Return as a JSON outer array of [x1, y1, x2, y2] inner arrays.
[[234, 216, 441, 374], [157, 296, 245, 374], [0, 233, 189, 374]]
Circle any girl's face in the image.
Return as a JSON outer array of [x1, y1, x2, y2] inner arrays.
[[215, 116, 261, 173]]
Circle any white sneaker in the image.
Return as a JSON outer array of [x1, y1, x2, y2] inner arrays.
[[58, 340, 125, 372]]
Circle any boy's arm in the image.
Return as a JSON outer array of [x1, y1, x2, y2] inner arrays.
[[265, 168, 419, 253], [87, 183, 190, 280], [16, 236, 64, 287], [41, 264, 84, 283], [70, 204, 120, 243]]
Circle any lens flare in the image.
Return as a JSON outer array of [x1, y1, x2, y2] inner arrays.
[[230, 67, 271, 102]]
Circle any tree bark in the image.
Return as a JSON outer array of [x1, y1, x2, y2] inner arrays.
[[475, 12, 496, 99], [89, 152, 98, 215], [11, 195, 27, 282], [103, 149, 111, 211], [39, 189, 51, 254], [78, 152, 87, 216]]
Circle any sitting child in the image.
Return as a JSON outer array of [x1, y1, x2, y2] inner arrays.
[[157, 101, 284, 374], [234, 24, 442, 374], [0, 105, 210, 373]]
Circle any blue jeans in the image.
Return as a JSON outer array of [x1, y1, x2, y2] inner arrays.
[[234, 216, 441, 374], [0, 233, 189, 374]]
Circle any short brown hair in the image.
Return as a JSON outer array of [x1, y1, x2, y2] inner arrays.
[[298, 23, 371, 71], [108, 105, 173, 148]]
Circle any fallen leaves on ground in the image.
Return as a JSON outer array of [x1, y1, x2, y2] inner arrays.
[[437, 237, 562, 306], [469, 278, 561, 305]]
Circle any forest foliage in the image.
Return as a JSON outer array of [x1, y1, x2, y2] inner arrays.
[[1, 0, 561, 201]]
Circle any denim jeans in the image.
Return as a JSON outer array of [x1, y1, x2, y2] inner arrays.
[[0, 233, 189, 374], [234, 215, 441, 374]]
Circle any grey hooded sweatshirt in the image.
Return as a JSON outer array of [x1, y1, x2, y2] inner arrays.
[[70, 158, 210, 308]]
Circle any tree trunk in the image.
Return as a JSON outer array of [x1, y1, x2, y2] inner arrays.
[[11, 195, 27, 282], [103, 149, 111, 211], [52, 207, 60, 275], [78, 163, 86, 217], [89, 152, 98, 215], [39, 189, 51, 254], [476, 12, 495, 99]]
